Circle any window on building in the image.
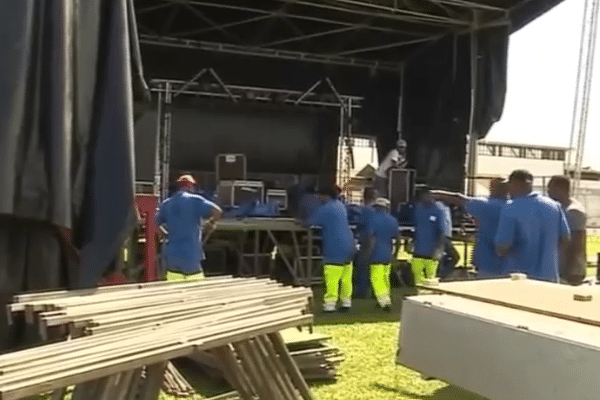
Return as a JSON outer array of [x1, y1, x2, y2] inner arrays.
[[478, 144, 496, 156]]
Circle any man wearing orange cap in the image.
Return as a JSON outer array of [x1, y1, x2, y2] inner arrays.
[[156, 174, 222, 281]]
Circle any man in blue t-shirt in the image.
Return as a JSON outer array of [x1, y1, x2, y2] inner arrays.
[[364, 197, 399, 310], [156, 175, 222, 281], [308, 186, 356, 312], [354, 187, 378, 298], [495, 170, 570, 282], [431, 178, 508, 277], [411, 186, 452, 286]]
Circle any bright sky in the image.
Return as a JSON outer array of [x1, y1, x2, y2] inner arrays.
[[486, 0, 600, 169]]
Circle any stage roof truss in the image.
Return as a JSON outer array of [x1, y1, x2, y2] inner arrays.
[[135, 0, 557, 70]]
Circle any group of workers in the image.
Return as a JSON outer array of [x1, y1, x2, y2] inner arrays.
[[155, 166, 587, 314], [432, 170, 587, 285]]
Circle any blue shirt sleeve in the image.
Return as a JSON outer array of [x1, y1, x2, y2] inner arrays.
[[194, 196, 216, 219], [465, 198, 486, 218], [495, 205, 516, 249], [439, 204, 452, 238]]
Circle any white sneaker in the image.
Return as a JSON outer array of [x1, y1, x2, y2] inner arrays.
[[340, 298, 352, 309], [323, 302, 336, 312]]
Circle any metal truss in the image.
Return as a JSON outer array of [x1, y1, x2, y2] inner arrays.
[[151, 68, 362, 200], [149, 76, 364, 109], [135, 0, 512, 70], [139, 35, 403, 71]]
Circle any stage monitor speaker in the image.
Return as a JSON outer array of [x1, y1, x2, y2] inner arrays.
[[216, 154, 246, 181], [389, 169, 416, 212], [266, 189, 288, 211], [217, 180, 264, 207]]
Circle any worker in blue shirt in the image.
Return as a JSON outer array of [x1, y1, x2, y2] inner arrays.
[[308, 185, 356, 312], [431, 178, 508, 277], [364, 197, 399, 310], [354, 187, 378, 298], [156, 175, 222, 281], [495, 170, 570, 282], [411, 186, 452, 286]]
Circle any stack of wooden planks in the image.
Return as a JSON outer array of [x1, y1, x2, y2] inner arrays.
[[1, 276, 316, 400], [282, 329, 344, 381], [190, 328, 344, 384], [162, 361, 195, 397]]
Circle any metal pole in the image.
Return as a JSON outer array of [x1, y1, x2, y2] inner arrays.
[[154, 87, 164, 197], [574, 0, 600, 198], [568, 0, 591, 174], [396, 64, 405, 139], [162, 82, 173, 200], [466, 12, 479, 196]]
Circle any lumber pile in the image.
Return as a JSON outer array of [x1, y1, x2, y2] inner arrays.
[[190, 328, 344, 383], [162, 361, 195, 397], [283, 329, 344, 381], [1, 276, 316, 400]]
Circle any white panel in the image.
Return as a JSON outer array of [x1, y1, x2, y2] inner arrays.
[[398, 295, 600, 400]]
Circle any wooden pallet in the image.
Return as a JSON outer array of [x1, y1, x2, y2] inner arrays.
[[2, 277, 315, 400]]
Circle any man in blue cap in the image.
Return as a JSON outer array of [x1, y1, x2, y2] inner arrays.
[[495, 170, 570, 282], [431, 178, 509, 277], [156, 175, 222, 281]]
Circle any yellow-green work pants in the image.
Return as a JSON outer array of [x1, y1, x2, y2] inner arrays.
[[323, 263, 353, 310], [370, 263, 391, 307], [411, 257, 438, 286], [166, 270, 205, 282]]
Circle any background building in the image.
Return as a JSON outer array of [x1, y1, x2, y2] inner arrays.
[[470, 140, 600, 227]]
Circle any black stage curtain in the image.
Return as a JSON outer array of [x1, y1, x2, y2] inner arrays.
[[0, 0, 149, 353], [403, 27, 509, 191]]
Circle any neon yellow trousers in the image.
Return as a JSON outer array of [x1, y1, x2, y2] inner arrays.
[[370, 263, 391, 307], [166, 270, 205, 282], [323, 263, 353, 310], [411, 257, 438, 286]]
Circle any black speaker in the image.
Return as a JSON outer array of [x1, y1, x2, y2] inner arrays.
[[216, 154, 246, 181], [389, 168, 416, 212]]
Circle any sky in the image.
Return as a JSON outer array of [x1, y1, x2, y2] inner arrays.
[[485, 0, 600, 169]]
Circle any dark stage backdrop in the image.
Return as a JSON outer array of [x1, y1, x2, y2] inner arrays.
[[135, 99, 338, 185]]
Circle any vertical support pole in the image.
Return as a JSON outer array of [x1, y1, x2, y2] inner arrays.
[[396, 64, 405, 140], [162, 82, 173, 200], [154, 87, 164, 197], [466, 12, 479, 196]]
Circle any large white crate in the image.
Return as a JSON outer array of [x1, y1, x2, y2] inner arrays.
[[399, 292, 600, 400]]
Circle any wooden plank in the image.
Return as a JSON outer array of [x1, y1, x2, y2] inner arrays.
[[267, 332, 314, 400], [245, 339, 284, 399], [138, 362, 168, 400], [212, 345, 255, 400], [233, 340, 273, 400], [424, 279, 600, 328], [256, 335, 298, 400]]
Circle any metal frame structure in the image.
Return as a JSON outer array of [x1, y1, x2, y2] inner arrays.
[[568, 0, 600, 198], [151, 69, 363, 200], [135, 0, 517, 72]]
